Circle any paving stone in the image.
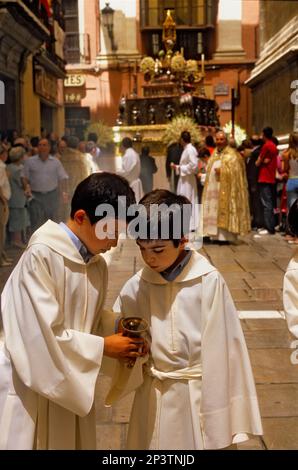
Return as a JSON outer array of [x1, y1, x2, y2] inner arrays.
[[249, 289, 281, 302], [212, 262, 244, 273], [237, 437, 265, 450], [235, 301, 283, 310], [256, 384, 298, 417], [273, 258, 291, 271], [244, 328, 294, 349], [112, 393, 135, 424], [95, 375, 113, 423], [96, 423, 124, 450], [221, 278, 248, 289], [230, 289, 252, 301], [261, 417, 298, 450], [240, 318, 287, 331], [249, 349, 298, 384], [237, 261, 283, 272], [245, 277, 285, 289], [221, 271, 254, 281]]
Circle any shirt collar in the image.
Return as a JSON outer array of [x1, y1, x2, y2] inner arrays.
[[160, 250, 192, 281], [59, 222, 93, 263]]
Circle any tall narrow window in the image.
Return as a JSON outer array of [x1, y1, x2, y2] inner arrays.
[[152, 33, 160, 55]]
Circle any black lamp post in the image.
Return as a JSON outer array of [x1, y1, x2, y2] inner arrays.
[[101, 2, 117, 52]]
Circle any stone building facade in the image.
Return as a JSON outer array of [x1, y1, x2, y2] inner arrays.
[[246, 0, 298, 139], [63, 0, 259, 137], [0, 0, 66, 138]]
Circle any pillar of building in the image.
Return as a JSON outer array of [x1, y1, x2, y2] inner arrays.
[[213, 0, 245, 59]]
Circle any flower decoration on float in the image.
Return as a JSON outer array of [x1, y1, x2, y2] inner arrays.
[[140, 57, 155, 75], [185, 60, 198, 77], [170, 53, 186, 73]]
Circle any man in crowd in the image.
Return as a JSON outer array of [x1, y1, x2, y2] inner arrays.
[[254, 126, 278, 237], [21, 138, 68, 232]]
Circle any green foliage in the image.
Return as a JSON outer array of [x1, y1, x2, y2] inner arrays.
[[85, 121, 113, 147]]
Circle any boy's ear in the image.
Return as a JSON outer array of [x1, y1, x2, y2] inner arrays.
[[73, 209, 87, 225]]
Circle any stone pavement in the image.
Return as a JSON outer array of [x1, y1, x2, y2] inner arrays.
[[0, 233, 297, 450]]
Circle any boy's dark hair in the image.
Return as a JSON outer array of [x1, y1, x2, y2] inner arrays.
[[263, 127, 274, 140], [30, 136, 39, 147], [71, 172, 136, 224], [205, 135, 215, 147], [88, 132, 98, 144], [180, 131, 191, 144], [198, 147, 211, 159], [141, 146, 150, 156], [136, 189, 191, 247], [288, 199, 298, 236], [121, 137, 133, 149]]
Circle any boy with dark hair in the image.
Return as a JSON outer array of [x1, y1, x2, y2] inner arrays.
[[107, 189, 263, 450], [0, 172, 145, 450]]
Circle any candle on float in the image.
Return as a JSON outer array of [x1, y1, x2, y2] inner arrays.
[[201, 53, 205, 76], [180, 47, 184, 57]]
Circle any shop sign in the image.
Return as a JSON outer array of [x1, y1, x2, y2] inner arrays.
[[214, 82, 229, 96], [34, 68, 58, 104], [219, 101, 232, 111], [64, 74, 85, 87], [65, 93, 82, 103]]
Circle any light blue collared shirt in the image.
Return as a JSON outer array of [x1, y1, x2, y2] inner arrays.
[[59, 222, 93, 263], [161, 250, 192, 281]]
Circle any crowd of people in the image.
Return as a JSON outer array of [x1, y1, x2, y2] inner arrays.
[[0, 124, 297, 450], [165, 127, 298, 245], [0, 130, 159, 267]]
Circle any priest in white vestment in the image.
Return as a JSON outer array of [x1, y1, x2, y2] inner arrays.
[[171, 131, 199, 231], [117, 137, 143, 202]]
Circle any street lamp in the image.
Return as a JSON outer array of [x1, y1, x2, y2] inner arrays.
[[101, 2, 117, 52]]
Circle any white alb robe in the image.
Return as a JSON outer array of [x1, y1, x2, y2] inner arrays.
[[107, 251, 263, 450], [176, 143, 198, 231], [283, 250, 298, 338], [117, 148, 143, 202], [0, 220, 116, 449]]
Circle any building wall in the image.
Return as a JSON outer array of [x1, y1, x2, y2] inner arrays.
[[261, 0, 298, 44], [251, 60, 298, 135], [65, 0, 259, 134], [22, 56, 41, 136], [246, 0, 298, 137]]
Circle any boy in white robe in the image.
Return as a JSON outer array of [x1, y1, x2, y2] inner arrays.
[[0, 172, 146, 450], [283, 199, 298, 338], [106, 189, 263, 450]]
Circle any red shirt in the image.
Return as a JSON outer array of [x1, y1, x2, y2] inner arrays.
[[258, 140, 278, 184]]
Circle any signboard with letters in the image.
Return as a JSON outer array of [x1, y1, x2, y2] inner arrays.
[[214, 82, 229, 96], [64, 74, 86, 87], [219, 100, 232, 111], [34, 67, 58, 104]]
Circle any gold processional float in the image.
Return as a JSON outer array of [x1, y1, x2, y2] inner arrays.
[[112, 9, 219, 161]]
